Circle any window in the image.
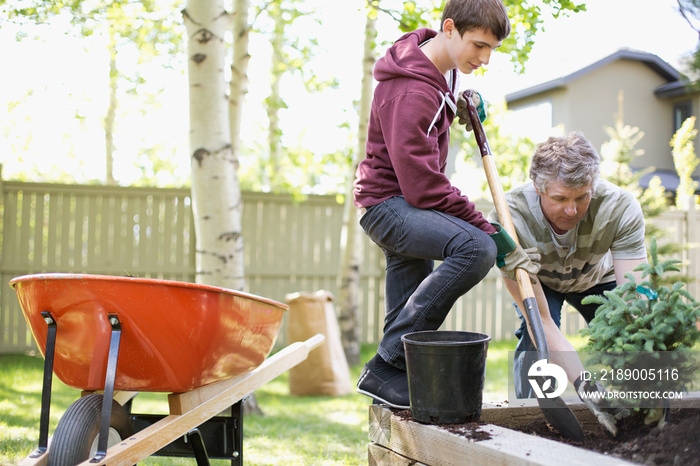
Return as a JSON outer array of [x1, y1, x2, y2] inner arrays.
[[673, 101, 692, 132]]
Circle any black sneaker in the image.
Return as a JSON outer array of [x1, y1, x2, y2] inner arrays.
[[357, 363, 410, 409]]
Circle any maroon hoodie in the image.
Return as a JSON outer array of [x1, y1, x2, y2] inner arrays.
[[353, 28, 494, 234]]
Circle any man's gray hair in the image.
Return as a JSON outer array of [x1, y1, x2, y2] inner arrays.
[[529, 131, 600, 194]]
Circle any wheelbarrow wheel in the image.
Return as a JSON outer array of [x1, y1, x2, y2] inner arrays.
[[47, 394, 133, 466]]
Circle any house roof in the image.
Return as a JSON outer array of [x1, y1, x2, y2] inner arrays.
[[638, 169, 700, 195], [506, 48, 682, 103]]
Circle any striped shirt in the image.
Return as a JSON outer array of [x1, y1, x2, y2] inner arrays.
[[487, 180, 646, 293]]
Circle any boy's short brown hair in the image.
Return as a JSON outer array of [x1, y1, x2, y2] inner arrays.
[[441, 0, 511, 41]]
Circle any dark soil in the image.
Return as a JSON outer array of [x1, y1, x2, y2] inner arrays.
[[394, 409, 493, 442], [394, 408, 700, 465], [511, 408, 700, 465]]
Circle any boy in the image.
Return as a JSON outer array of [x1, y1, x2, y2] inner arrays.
[[353, 0, 537, 409]]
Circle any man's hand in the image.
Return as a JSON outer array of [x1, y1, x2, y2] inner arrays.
[[499, 245, 540, 281], [456, 90, 487, 131], [576, 379, 629, 437], [523, 247, 541, 269], [489, 222, 540, 281]]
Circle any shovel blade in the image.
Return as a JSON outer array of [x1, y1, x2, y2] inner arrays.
[[537, 396, 585, 441]]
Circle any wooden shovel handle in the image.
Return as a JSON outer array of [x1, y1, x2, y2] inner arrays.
[[462, 91, 535, 303], [463, 94, 585, 443]]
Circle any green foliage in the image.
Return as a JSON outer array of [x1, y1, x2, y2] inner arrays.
[[368, 0, 586, 72], [454, 100, 535, 193], [3, 0, 183, 65], [677, 0, 700, 77], [580, 238, 700, 409], [600, 122, 648, 190], [239, 137, 351, 196], [3, 0, 185, 186], [500, 0, 586, 73], [253, 0, 340, 193], [671, 116, 700, 208], [581, 238, 700, 354]]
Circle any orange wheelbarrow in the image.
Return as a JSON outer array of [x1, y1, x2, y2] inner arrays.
[[10, 273, 324, 466]]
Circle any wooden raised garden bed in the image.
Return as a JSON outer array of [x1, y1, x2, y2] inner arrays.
[[368, 394, 700, 466]]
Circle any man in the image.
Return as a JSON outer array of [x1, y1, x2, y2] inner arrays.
[[353, 0, 538, 410], [489, 131, 647, 435]]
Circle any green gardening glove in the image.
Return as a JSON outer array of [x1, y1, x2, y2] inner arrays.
[[456, 90, 487, 132], [489, 222, 540, 281]]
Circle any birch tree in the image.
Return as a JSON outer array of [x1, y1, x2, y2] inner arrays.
[[229, 0, 251, 173], [265, 1, 287, 190], [226, 0, 267, 416], [183, 0, 245, 290], [338, 10, 376, 366]]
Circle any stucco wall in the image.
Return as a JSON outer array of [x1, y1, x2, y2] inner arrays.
[[507, 59, 700, 178]]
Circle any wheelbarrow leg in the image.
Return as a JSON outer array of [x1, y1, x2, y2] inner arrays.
[[186, 401, 243, 465], [231, 400, 243, 465], [30, 312, 57, 459], [186, 428, 210, 466], [90, 315, 122, 463]]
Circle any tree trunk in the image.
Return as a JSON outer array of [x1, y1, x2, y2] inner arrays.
[[229, 0, 250, 162], [265, 2, 285, 191], [228, 0, 264, 416], [184, 0, 245, 289], [104, 36, 118, 186], [338, 12, 376, 366]]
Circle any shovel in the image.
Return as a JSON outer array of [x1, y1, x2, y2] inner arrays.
[[462, 91, 585, 442]]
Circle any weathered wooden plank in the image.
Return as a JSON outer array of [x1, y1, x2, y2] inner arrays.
[[124, 195, 137, 271], [3, 190, 19, 268], [368, 443, 429, 466], [46, 192, 59, 269], [86, 195, 98, 269], [369, 394, 700, 466], [19, 191, 31, 268], [98, 195, 111, 270], [368, 405, 637, 466], [479, 398, 600, 431], [75, 335, 324, 465], [174, 195, 187, 272], [162, 195, 174, 271], [74, 194, 86, 269], [32, 192, 45, 269], [480, 393, 700, 432]]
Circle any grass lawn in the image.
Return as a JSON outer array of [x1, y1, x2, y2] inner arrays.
[[0, 336, 586, 465]]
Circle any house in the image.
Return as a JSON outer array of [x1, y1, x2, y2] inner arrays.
[[504, 48, 700, 194]]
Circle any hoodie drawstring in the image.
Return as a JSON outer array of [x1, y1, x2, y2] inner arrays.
[[426, 91, 456, 137]]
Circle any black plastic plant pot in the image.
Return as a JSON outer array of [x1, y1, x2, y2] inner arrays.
[[402, 330, 491, 425]]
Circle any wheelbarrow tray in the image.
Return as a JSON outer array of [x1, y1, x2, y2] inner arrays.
[[10, 273, 287, 393]]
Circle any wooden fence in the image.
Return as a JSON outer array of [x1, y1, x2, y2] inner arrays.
[[1, 178, 698, 354]]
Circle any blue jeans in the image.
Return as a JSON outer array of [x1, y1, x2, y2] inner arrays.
[[513, 280, 618, 398], [359, 196, 497, 370]]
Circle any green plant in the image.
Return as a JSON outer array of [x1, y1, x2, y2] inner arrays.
[[580, 238, 700, 423], [671, 116, 700, 208], [581, 238, 699, 352]]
